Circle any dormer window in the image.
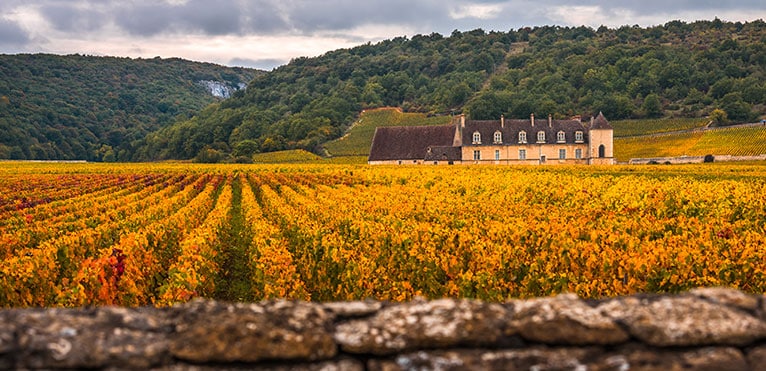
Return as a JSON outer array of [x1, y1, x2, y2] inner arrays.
[[518, 131, 527, 144], [575, 131, 584, 143], [472, 131, 481, 144], [537, 131, 546, 143], [557, 131, 566, 143], [493, 131, 502, 144]]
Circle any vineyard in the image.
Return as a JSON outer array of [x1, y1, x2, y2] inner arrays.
[[1, 162, 765, 307], [615, 125, 766, 162]]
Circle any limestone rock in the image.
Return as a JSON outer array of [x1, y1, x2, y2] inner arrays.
[[368, 346, 748, 371], [747, 346, 766, 369], [507, 293, 630, 345], [157, 358, 365, 371], [169, 299, 336, 363], [13, 306, 172, 369], [323, 301, 384, 319], [0, 311, 17, 369], [599, 296, 766, 346], [689, 287, 760, 313], [334, 298, 508, 355], [602, 345, 748, 371], [367, 348, 597, 371]]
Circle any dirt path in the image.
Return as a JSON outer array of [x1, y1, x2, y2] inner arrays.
[[213, 175, 255, 302]]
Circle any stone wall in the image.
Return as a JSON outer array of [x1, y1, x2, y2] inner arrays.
[[2, 288, 765, 370]]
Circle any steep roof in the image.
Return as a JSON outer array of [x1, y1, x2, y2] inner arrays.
[[424, 146, 462, 162], [590, 112, 613, 130], [368, 125, 458, 161], [462, 117, 588, 146]]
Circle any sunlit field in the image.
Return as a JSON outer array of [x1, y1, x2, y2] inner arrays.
[[1, 161, 764, 307]]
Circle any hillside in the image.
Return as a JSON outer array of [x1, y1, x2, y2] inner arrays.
[[139, 19, 766, 162], [323, 108, 452, 157], [0, 54, 258, 161]]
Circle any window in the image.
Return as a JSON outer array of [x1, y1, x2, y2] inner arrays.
[[557, 131, 566, 143], [540, 155, 547, 164], [472, 131, 481, 144], [599, 144, 606, 158], [575, 131, 584, 142], [559, 149, 566, 159], [519, 149, 526, 160], [493, 131, 502, 144], [537, 131, 546, 143], [494, 149, 500, 160], [473, 150, 481, 160], [575, 148, 582, 159], [518, 131, 527, 143]]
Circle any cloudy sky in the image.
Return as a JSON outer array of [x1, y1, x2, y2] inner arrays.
[[1, 1, 765, 70]]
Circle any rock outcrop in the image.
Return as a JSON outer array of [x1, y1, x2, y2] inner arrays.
[[2, 287, 765, 370]]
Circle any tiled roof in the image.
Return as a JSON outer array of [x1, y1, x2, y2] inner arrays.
[[462, 117, 589, 146], [368, 125, 458, 161], [424, 146, 462, 161], [591, 112, 613, 130]]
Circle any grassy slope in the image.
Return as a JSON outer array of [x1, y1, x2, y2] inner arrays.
[[323, 108, 453, 157], [611, 118, 710, 137]]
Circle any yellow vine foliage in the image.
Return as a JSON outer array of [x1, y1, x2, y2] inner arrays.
[[0, 162, 764, 307]]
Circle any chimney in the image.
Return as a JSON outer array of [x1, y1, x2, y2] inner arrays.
[[460, 115, 465, 128], [548, 114, 552, 127], [590, 115, 594, 127], [531, 113, 535, 127], [501, 114, 505, 128]]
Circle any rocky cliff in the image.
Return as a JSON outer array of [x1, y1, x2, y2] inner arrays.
[[2, 287, 765, 370]]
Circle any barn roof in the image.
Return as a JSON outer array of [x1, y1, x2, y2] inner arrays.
[[368, 125, 458, 161]]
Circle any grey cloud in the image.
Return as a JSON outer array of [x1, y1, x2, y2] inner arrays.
[[0, 18, 30, 46], [113, 0, 288, 36], [283, 0, 448, 32], [40, 5, 106, 32]]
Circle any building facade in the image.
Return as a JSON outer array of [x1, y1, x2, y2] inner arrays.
[[368, 113, 614, 165]]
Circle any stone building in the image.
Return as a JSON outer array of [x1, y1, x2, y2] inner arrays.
[[368, 112, 614, 165]]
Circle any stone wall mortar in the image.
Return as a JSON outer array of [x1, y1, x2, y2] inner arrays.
[[1, 287, 765, 370]]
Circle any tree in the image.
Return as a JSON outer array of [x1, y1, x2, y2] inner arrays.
[[719, 92, 753, 122], [709, 108, 728, 125], [642, 93, 663, 118]]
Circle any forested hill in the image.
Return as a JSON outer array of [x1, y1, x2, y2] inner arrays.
[[138, 19, 766, 162], [0, 54, 258, 161]]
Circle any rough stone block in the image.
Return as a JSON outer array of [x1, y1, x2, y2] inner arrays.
[[507, 293, 630, 345], [598, 296, 766, 347], [169, 299, 336, 363], [334, 298, 508, 355]]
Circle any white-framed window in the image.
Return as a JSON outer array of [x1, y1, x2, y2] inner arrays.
[[537, 131, 546, 143], [575, 148, 582, 159], [473, 150, 481, 160], [519, 149, 526, 160], [494, 149, 500, 160], [518, 131, 527, 143], [559, 149, 566, 159], [472, 131, 481, 144], [557, 131, 566, 143], [493, 131, 502, 144], [575, 131, 584, 143]]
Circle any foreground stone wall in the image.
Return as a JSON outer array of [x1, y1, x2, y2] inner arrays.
[[2, 287, 765, 370]]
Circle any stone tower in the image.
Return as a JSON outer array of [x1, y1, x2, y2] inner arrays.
[[588, 112, 614, 165]]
